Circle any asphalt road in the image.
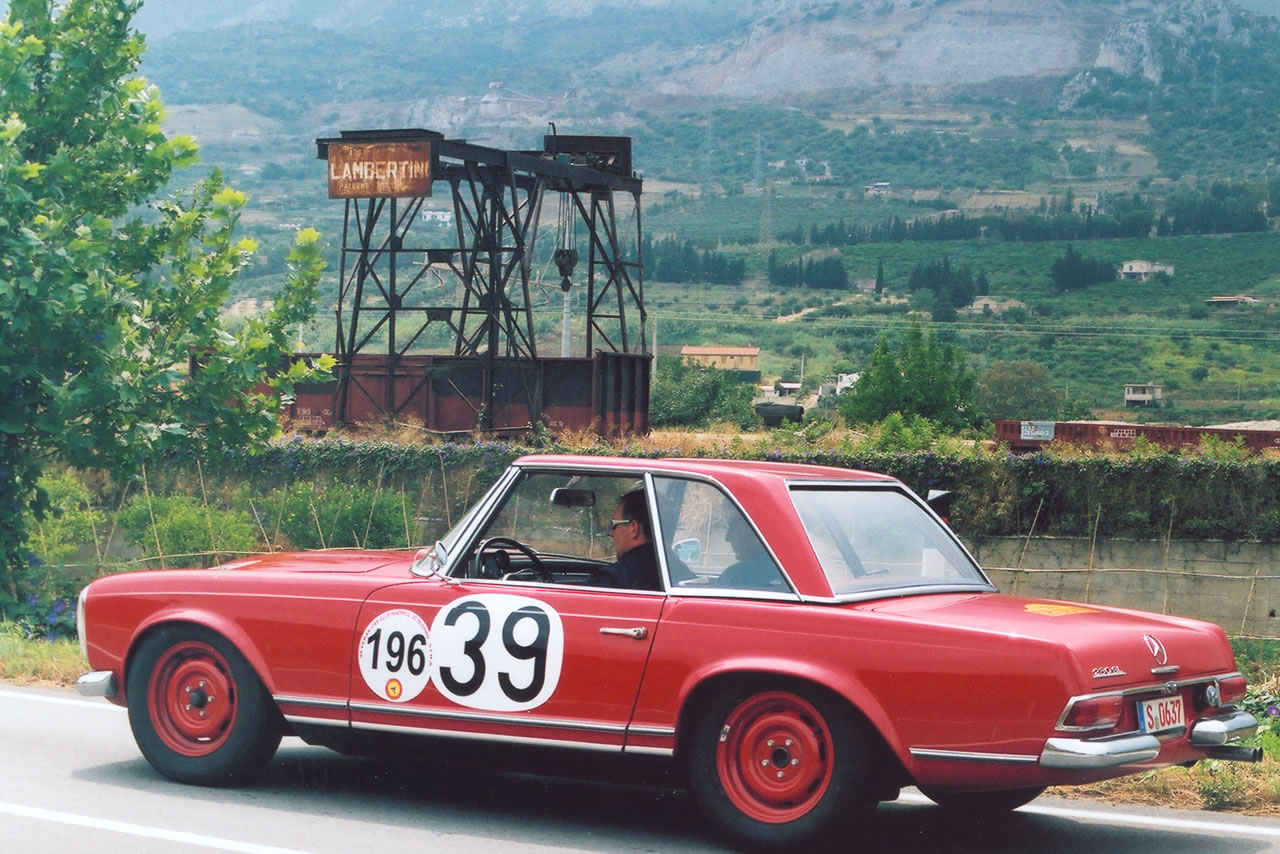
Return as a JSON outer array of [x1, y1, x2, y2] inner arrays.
[[5, 683, 1280, 853]]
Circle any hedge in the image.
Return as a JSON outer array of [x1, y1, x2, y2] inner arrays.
[[12, 436, 1280, 639]]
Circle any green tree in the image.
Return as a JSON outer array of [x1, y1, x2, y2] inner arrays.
[[839, 320, 979, 431], [978, 359, 1063, 421], [0, 0, 328, 611], [838, 337, 902, 425], [1050, 244, 1116, 292], [649, 358, 758, 429]]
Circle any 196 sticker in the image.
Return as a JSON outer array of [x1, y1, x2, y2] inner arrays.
[[358, 608, 432, 702]]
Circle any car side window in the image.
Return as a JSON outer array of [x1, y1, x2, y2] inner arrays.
[[465, 471, 663, 587], [652, 478, 786, 592]]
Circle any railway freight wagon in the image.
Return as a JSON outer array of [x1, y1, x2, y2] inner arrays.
[[995, 420, 1280, 453]]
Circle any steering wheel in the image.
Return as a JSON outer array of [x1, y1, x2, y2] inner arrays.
[[473, 536, 552, 583]]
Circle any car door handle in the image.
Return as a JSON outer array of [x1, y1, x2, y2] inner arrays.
[[600, 627, 648, 640]]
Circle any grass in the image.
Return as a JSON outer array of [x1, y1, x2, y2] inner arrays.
[[0, 625, 87, 686], [6, 622, 1280, 814]]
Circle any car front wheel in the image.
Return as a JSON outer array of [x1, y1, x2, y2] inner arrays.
[[688, 685, 873, 849], [126, 625, 282, 786]]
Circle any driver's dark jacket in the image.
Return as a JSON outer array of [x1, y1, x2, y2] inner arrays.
[[595, 543, 661, 590]]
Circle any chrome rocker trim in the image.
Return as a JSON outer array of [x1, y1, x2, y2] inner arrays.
[[1039, 733, 1161, 769], [75, 670, 117, 698], [1189, 711, 1259, 746], [909, 748, 1039, 765]]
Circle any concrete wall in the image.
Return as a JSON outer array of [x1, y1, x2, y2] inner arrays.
[[964, 536, 1280, 637]]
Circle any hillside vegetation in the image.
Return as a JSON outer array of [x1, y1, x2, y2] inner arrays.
[[125, 0, 1280, 423]]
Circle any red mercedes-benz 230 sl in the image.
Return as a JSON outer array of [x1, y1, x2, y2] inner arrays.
[[76, 455, 1259, 849]]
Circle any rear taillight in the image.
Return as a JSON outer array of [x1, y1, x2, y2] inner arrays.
[[1058, 694, 1125, 732], [1203, 675, 1247, 709]]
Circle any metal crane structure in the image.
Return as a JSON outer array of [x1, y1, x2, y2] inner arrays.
[[309, 128, 649, 435]]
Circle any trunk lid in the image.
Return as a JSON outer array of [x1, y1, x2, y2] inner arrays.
[[861, 592, 1237, 687]]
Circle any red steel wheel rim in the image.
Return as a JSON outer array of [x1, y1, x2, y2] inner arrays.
[[716, 691, 835, 823], [146, 640, 238, 756]]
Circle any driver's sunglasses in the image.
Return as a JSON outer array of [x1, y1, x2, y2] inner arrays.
[[608, 518, 633, 532]]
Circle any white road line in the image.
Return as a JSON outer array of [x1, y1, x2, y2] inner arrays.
[[897, 791, 1280, 839], [0, 801, 318, 854], [0, 687, 124, 710]]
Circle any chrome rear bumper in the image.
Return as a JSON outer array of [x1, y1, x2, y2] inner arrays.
[[1041, 709, 1258, 769], [1040, 733, 1161, 769], [1189, 710, 1258, 746]]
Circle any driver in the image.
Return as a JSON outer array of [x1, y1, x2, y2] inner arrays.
[[595, 489, 662, 590]]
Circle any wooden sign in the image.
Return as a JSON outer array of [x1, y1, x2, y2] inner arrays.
[[326, 140, 433, 198]]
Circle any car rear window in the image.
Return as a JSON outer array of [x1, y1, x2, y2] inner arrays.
[[789, 485, 988, 596]]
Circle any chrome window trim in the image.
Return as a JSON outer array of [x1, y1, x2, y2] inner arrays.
[[475, 461, 808, 597], [645, 470, 801, 597], [431, 576, 670, 595], [664, 586, 804, 603], [797, 582, 998, 606], [1055, 672, 1242, 732]]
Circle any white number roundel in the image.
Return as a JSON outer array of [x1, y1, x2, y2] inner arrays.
[[358, 609, 432, 702], [429, 593, 564, 712]]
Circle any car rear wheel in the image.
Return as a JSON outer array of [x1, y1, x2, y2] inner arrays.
[[126, 625, 282, 786], [688, 685, 873, 849], [921, 785, 1046, 814]]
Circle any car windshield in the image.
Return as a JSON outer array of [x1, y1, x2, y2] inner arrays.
[[475, 471, 644, 560], [789, 485, 989, 596]]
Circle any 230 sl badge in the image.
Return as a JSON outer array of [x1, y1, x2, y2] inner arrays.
[[1092, 665, 1126, 678]]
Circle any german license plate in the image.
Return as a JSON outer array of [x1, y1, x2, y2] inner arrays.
[[1137, 696, 1185, 733]]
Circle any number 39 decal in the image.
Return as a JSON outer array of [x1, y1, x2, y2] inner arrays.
[[430, 594, 564, 712], [358, 595, 565, 712]]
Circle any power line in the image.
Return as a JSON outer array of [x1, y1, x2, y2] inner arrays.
[[638, 309, 1280, 343]]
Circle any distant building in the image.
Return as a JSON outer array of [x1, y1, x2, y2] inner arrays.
[[960, 297, 1027, 315], [864, 181, 891, 197], [680, 345, 761, 382], [1205, 295, 1260, 306], [1124, 383, 1164, 408], [853, 277, 877, 293], [421, 208, 453, 225], [1119, 260, 1174, 281]]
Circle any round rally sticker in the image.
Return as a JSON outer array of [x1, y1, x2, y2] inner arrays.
[[430, 593, 565, 713], [358, 609, 432, 702]]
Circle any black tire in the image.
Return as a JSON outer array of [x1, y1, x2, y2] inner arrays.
[[126, 624, 282, 786], [921, 785, 1046, 814], [687, 684, 874, 850]]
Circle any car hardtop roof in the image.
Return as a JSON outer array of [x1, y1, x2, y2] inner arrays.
[[513, 454, 896, 484]]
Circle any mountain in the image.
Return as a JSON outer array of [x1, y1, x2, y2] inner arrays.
[[131, 0, 1276, 103], [125, 0, 1280, 188]]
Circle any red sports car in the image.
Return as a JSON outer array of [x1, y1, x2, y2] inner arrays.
[[76, 455, 1259, 848]]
